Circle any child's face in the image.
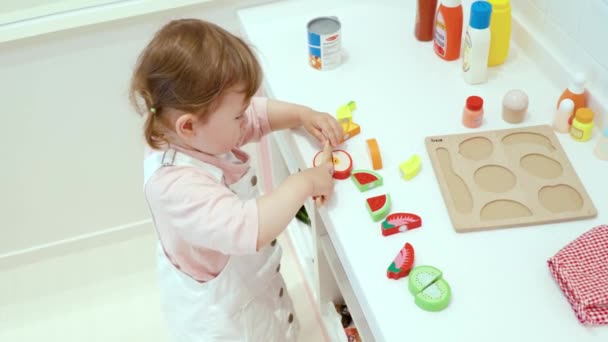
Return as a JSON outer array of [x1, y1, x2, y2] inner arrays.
[[190, 88, 249, 155]]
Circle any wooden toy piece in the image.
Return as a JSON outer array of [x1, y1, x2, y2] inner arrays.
[[387, 242, 415, 280], [350, 169, 383, 192], [425, 125, 597, 233], [381, 213, 422, 236], [366, 138, 383, 170], [408, 265, 442, 295], [341, 121, 360, 142], [366, 194, 391, 222], [399, 154, 421, 180], [336, 100, 357, 125], [414, 278, 451, 312], [408, 265, 451, 312], [337, 101, 360, 143], [313, 149, 353, 180]]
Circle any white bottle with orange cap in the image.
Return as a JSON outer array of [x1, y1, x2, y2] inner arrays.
[[557, 72, 589, 126]]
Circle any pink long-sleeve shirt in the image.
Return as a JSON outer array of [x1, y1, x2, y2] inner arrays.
[[144, 97, 271, 282]]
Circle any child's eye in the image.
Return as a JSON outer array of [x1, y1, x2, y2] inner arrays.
[[235, 114, 244, 120]]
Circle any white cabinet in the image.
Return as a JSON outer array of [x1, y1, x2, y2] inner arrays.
[[265, 131, 350, 341]]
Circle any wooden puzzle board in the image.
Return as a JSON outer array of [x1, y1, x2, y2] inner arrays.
[[425, 125, 597, 233]]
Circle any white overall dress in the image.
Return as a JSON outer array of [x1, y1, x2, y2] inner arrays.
[[143, 149, 299, 342]]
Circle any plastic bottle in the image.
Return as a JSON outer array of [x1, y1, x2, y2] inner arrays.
[[487, 0, 511, 66], [433, 0, 463, 61], [570, 108, 594, 142], [502, 89, 528, 124], [462, 95, 484, 128], [553, 99, 574, 133], [463, 1, 492, 84], [415, 0, 438, 41], [556, 72, 588, 125], [594, 127, 608, 160]]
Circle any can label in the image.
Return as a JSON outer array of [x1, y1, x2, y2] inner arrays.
[[307, 17, 341, 70]]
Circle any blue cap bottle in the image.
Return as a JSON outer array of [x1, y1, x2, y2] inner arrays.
[[470, 1, 492, 30]]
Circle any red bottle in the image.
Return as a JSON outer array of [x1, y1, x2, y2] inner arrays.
[[415, 0, 438, 41], [433, 0, 463, 61]]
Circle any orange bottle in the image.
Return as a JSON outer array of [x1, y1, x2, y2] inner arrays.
[[462, 95, 484, 128], [556, 72, 588, 126], [433, 0, 464, 61]]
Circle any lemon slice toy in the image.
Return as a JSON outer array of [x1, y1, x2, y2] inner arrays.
[[399, 154, 421, 180]]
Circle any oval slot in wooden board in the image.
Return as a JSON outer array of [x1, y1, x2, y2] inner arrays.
[[366, 138, 383, 170]]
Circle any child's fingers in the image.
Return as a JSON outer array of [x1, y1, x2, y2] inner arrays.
[[315, 196, 324, 206], [319, 121, 339, 147], [321, 143, 335, 173], [311, 128, 326, 144], [322, 139, 332, 155], [315, 192, 332, 207], [325, 160, 335, 175], [331, 119, 344, 144]]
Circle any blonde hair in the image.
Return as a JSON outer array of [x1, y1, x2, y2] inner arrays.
[[129, 19, 262, 149]]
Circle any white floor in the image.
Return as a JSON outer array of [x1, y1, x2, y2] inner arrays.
[[0, 232, 326, 342]]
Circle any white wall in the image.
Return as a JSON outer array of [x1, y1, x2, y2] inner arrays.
[[511, 0, 608, 123], [0, 0, 278, 261]]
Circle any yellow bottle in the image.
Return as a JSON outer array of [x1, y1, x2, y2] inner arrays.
[[570, 108, 594, 142], [487, 0, 511, 66]]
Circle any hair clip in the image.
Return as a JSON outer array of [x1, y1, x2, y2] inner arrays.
[[149, 107, 157, 114]]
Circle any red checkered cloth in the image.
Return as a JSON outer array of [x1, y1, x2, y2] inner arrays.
[[547, 224, 608, 325]]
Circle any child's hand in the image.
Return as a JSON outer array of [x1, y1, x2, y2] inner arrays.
[[301, 109, 344, 147], [309, 142, 335, 206]]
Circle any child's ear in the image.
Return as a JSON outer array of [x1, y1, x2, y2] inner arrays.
[[175, 113, 196, 138]]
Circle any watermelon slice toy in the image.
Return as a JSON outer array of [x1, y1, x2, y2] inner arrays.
[[408, 265, 451, 312], [350, 169, 383, 192], [366, 194, 391, 222], [381, 213, 422, 236], [387, 242, 415, 280]]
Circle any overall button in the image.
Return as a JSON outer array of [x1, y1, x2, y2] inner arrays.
[[271, 239, 277, 247], [279, 287, 284, 297], [288, 313, 294, 323], [276, 263, 281, 273], [250, 175, 257, 186]]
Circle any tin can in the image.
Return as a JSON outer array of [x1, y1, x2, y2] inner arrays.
[[307, 16, 341, 70]]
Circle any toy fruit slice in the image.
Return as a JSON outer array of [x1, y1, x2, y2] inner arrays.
[[313, 149, 353, 180], [414, 278, 451, 312], [399, 154, 421, 180], [408, 265, 443, 296], [336, 100, 356, 124], [341, 121, 360, 142], [387, 243, 415, 280], [366, 194, 391, 222], [366, 138, 383, 170], [351, 169, 383, 192], [381, 213, 422, 236]]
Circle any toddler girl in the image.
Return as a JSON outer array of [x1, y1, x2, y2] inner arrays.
[[129, 19, 342, 341]]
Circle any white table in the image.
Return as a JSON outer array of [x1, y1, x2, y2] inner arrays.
[[239, 1, 608, 341]]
